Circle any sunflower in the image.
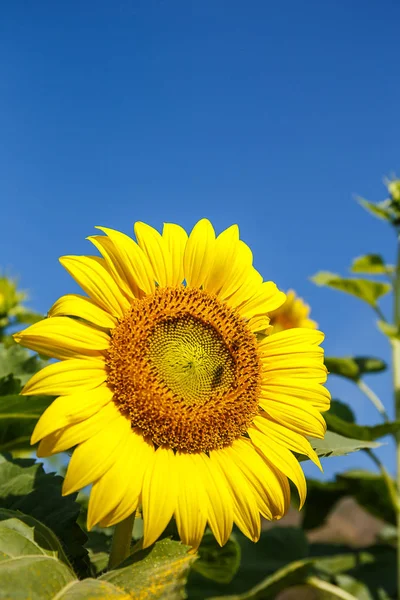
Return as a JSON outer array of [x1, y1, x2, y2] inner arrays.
[[268, 289, 318, 334], [14, 220, 329, 550]]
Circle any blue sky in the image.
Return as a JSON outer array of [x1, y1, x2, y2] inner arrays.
[[1, 1, 400, 479]]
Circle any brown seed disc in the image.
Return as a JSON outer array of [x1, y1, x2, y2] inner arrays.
[[106, 286, 262, 453]]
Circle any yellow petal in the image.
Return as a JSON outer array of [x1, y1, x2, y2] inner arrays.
[[22, 358, 107, 396], [262, 378, 331, 412], [223, 265, 262, 308], [96, 227, 156, 295], [253, 415, 321, 469], [31, 385, 114, 444], [195, 454, 233, 546], [259, 328, 325, 350], [259, 393, 327, 438], [211, 449, 260, 542], [37, 401, 122, 456], [60, 255, 129, 318], [218, 241, 254, 300], [48, 294, 117, 329], [249, 426, 307, 509], [228, 438, 290, 519], [141, 446, 178, 548], [88, 235, 137, 299], [14, 316, 109, 360], [134, 222, 172, 287], [248, 315, 271, 334], [88, 430, 143, 529], [204, 225, 239, 295], [99, 432, 154, 528], [183, 219, 216, 288], [261, 355, 327, 383], [174, 453, 207, 549], [162, 223, 188, 285], [238, 282, 286, 320], [62, 411, 131, 494]]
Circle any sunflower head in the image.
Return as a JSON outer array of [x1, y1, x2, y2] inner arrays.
[[268, 289, 317, 334], [14, 219, 329, 550]]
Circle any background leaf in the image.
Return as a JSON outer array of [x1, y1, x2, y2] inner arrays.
[[325, 356, 387, 381], [308, 431, 381, 457], [101, 538, 196, 600], [0, 555, 76, 600], [325, 411, 400, 441], [357, 198, 394, 222], [0, 454, 89, 577], [0, 343, 47, 387], [192, 532, 241, 584], [0, 394, 52, 452], [311, 273, 391, 307], [350, 254, 393, 275]]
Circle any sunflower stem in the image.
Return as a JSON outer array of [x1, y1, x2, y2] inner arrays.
[[356, 378, 389, 422], [393, 235, 400, 600], [108, 513, 135, 570], [305, 577, 358, 600]]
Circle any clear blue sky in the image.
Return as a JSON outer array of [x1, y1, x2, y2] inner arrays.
[[1, 1, 400, 479]]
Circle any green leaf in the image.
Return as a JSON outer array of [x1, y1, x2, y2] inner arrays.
[[325, 412, 400, 442], [311, 272, 391, 307], [302, 479, 349, 530], [329, 399, 355, 423], [0, 342, 47, 387], [338, 471, 396, 525], [308, 431, 381, 457], [53, 579, 129, 599], [207, 559, 314, 600], [377, 320, 399, 338], [84, 529, 112, 575], [350, 254, 394, 275], [187, 527, 309, 599], [334, 574, 373, 600], [310, 543, 396, 599], [325, 356, 387, 381], [101, 538, 196, 599], [0, 509, 72, 565], [357, 197, 394, 222], [0, 394, 52, 452], [0, 454, 89, 578], [13, 311, 44, 326], [0, 375, 21, 396], [0, 555, 76, 600], [192, 532, 241, 584]]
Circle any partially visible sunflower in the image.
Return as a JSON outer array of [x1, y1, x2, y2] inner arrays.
[[268, 289, 317, 334], [14, 220, 329, 550]]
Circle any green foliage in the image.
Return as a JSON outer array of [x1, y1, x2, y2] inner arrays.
[[325, 356, 387, 381], [311, 271, 391, 307], [325, 400, 400, 441], [101, 538, 197, 599], [0, 394, 52, 452], [0, 454, 90, 577], [350, 254, 394, 275], [309, 431, 381, 457], [0, 275, 43, 339], [192, 532, 241, 583], [357, 197, 395, 222]]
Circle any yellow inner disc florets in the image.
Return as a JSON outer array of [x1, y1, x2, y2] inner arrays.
[[148, 315, 235, 407], [106, 286, 262, 453]]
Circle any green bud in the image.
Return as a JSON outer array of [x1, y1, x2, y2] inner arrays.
[[388, 180, 400, 203]]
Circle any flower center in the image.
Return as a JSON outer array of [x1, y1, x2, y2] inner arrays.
[[107, 286, 262, 453], [148, 315, 235, 407]]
